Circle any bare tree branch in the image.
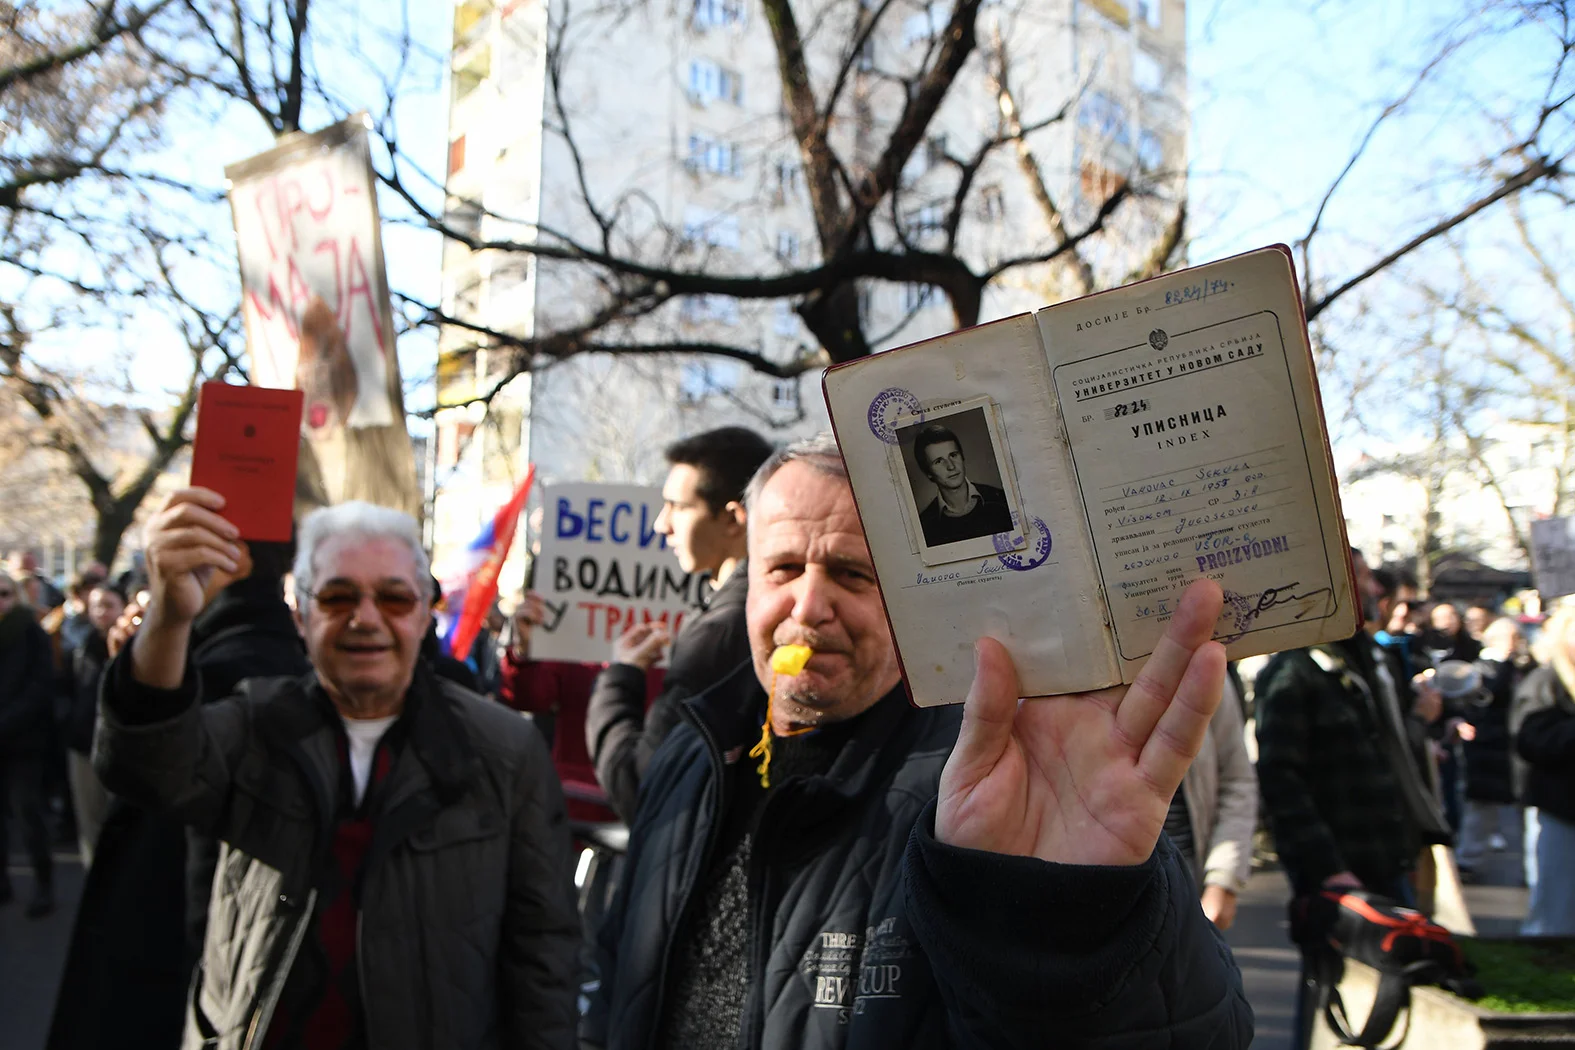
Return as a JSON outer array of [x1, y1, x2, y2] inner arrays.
[[1306, 150, 1566, 321], [0, 0, 178, 93]]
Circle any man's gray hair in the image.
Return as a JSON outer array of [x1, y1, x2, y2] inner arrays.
[[742, 431, 849, 513], [292, 501, 431, 606]]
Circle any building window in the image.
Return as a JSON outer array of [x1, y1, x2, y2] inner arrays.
[[453, 43, 492, 102], [855, 36, 875, 71], [926, 134, 948, 168], [681, 207, 741, 250], [679, 359, 741, 401], [1078, 91, 1130, 148], [448, 135, 467, 175], [679, 294, 740, 325], [904, 134, 950, 184], [1137, 129, 1164, 172], [903, 282, 937, 311], [687, 59, 744, 105], [775, 230, 801, 262], [774, 156, 802, 199], [1086, 0, 1131, 28], [679, 362, 710, 402], [1133, 49, 1164, 94], [452, 276, 484, 319], [686, 133, 741, 176], [454, 0, 492, 49], [908, 203, 944, 236], [447, 198, 484, 240], [773, 299, 799, 335], [772, 378, 798, 407], [979, 184, 1005, 221], [693, 0, 745, 30], [1135, 0, 1161, 28]]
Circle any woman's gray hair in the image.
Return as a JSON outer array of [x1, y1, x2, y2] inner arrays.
[[742, 431, 849, 514], [292, 501, 431, 607]]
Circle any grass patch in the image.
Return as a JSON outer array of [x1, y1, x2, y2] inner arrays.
[[1458, 939, 1575, 1014]]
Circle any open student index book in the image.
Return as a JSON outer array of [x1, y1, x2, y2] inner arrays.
[[822, 245, 1359, 707]]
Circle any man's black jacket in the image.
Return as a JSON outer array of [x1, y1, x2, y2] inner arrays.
[[49, 574, 310, 1050], [92, 653, 580, 1050], [1255, 635, 1444, 896], [0, 607, 55, 756], [583, 662, 1253, 1050], [63, 632, 111, 754], [585, 564, 750, 822]]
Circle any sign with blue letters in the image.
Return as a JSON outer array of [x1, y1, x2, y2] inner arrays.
[[530, 483, 708, 663]]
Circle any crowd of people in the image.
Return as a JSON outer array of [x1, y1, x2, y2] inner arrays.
[[1252, 549, 1575, 1043], [0, 425, 1569, 1050]]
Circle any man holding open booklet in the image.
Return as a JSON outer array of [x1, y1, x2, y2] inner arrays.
[[583, 434, 1255, 1049], [591, 247, 1353, 1048]]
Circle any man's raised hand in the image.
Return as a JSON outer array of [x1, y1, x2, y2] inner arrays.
[[142, 488, 242, 628], [510, 591, 548, 659], [613, 621, 671, 670], [127, 488, 242, 690], [936, 579, 1227, 867]]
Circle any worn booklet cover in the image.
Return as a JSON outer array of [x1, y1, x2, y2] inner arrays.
[[823, 246, 1358, 707], [190, 382, 305, 542]]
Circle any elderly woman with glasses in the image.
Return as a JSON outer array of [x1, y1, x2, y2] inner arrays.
[[0, 568, 59, 917], [95, 489, 581, 1050]]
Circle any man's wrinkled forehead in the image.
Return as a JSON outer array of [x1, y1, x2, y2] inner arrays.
[[748, 467, 863, 547], [315, 533, 424, 587]]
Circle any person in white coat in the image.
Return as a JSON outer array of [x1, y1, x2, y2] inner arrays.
[[1168, 677, 1259, 929]]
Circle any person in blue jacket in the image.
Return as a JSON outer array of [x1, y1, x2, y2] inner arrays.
[[583, 433, 1253, 1050]]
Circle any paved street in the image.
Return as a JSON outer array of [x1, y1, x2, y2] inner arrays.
[[1227, 868, 1302, 1050], [2, 852, 83, 1050], [4, 843, 1528, 1050], [1224, 841, 1529, 1050]]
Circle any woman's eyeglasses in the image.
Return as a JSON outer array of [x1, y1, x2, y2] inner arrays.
[[309, 586, 422, 618]]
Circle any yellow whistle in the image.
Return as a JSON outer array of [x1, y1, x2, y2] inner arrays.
[[770, 644, 814, 676]]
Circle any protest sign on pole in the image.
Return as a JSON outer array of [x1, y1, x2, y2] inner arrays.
[[1530, 516, 1575, 600], [225, 113, 420, 516], [529, 483, 708, 664]]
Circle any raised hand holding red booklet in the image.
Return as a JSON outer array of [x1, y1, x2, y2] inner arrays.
[[189, 382, 304, 542]]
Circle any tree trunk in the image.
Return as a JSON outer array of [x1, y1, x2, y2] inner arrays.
[[92, 497, 141, 571], [1417, 480, 1441, 597], [801, 283, 871, 364]]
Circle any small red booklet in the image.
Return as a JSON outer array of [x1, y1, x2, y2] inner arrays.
[[189, 382, 304, 542]]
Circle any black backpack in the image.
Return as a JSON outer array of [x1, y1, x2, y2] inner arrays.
[[1290, 889, 1482, 1047]]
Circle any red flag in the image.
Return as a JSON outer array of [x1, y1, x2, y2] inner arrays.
[[448, 464, 535, 661]]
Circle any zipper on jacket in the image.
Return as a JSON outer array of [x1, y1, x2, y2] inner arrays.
[[239, 682, 336, 1050], [646, 706, 731, 1050], [242, 887, 318, 1050], [356, 910, 369, 1046]]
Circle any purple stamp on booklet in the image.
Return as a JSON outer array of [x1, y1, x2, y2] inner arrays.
[[867, 387, 924, 445], [1218, 588, 1255, 643], [994, 516, 1051, 571]]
